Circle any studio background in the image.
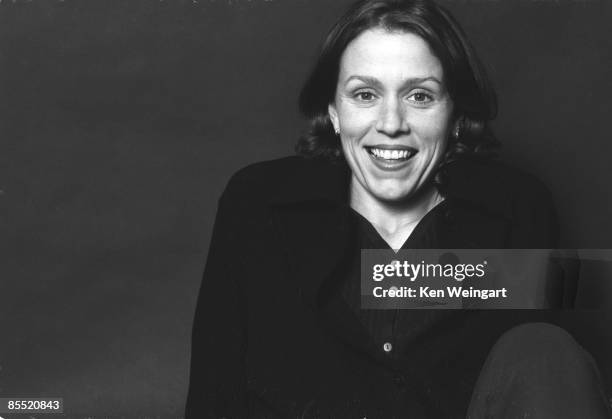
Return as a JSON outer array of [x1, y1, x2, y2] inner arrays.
[[1, 0, 611, 416]]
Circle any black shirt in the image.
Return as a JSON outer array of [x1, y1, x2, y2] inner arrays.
[[338, 201, 463, 369]]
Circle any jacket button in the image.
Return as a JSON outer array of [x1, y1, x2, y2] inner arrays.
[[383, 342, 393, 352]]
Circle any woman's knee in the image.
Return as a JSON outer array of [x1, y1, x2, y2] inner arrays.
[[468, 322, 611, 419], [489, 322, 586, 364]]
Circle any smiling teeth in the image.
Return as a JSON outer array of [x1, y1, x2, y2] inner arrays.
[[370, 148, 411, 160]]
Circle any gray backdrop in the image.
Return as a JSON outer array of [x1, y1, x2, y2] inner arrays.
[[1, 0, 611, 417]]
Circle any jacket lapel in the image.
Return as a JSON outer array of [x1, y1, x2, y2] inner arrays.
[[267, 159, 381, 358], [270, 200, 385, 361], [270, 201, 352, 308]]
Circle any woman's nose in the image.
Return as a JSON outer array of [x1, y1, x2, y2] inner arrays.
[[375, 98, 409, 136]]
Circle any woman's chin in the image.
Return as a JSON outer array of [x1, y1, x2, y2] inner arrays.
[[370, 186, 418, 205]]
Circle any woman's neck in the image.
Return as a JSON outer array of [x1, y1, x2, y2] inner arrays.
[[349, 177, 444, 249]]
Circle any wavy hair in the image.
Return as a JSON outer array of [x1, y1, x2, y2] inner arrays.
[[296, 0, 499, 175]]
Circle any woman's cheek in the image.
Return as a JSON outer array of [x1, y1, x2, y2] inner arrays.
[[341, 105, 377, 139], [419, 117, 451, 148]]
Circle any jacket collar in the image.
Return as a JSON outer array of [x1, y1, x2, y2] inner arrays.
[[269, 158, 352, 206], [439, 159, 514, 220], [269, 157, 513, 220]]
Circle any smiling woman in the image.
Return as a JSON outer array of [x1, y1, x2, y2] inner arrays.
[[185, 0, 612, 418], [329, 29, 453, 247]]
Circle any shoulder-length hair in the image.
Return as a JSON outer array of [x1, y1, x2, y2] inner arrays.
[[296, 0, 499, 168]]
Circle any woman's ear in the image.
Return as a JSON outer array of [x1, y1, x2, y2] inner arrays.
[[328, 103, 339, 133]]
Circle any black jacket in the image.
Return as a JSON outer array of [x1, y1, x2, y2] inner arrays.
[[186, 156, 569, 419]]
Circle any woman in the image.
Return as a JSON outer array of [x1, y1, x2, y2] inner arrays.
[[186, 0, 611, 417]]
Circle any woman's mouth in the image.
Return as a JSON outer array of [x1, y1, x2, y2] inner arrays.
[[365, 147, 419, 170], [367, 147, 417, 160]]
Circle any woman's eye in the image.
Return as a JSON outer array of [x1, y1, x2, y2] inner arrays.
[[409, 92, 433, 103], [355, 91, 376, 101]]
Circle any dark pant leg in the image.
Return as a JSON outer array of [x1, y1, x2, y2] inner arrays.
[[466, 322, 612, 419]]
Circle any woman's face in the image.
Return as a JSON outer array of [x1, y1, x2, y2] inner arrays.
[[328, 28, 454, 204]]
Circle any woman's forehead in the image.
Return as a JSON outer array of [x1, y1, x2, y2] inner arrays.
[[338, 28, 444, 84]]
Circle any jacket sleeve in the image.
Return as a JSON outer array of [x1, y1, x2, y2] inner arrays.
[[185, 176, 248, 418]]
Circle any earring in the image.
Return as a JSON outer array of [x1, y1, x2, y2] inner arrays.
[[334, 126, 340, 135], [453, 124, 461, 140]]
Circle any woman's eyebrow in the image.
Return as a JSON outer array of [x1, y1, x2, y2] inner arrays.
[[344, 75, 442, 87], [344, 75, 384, 88]]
